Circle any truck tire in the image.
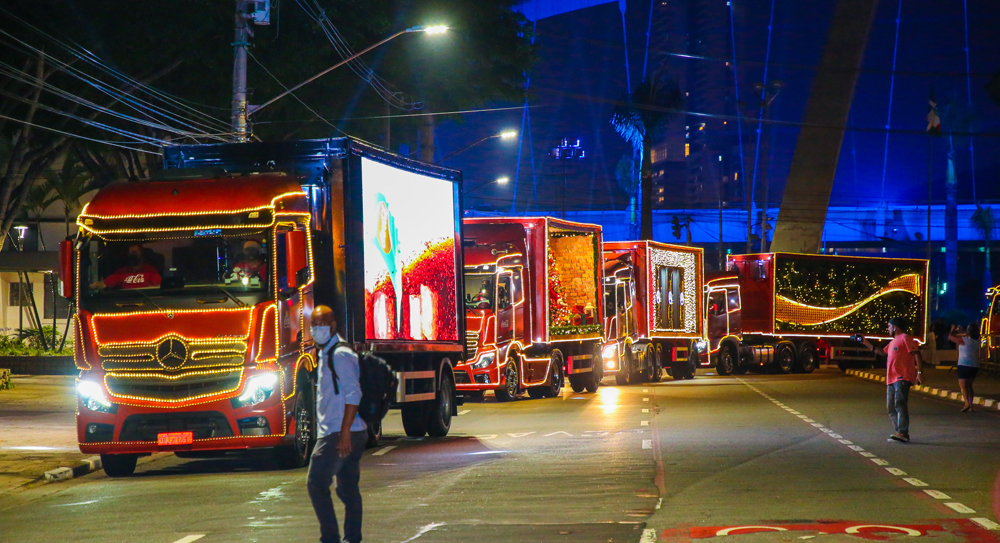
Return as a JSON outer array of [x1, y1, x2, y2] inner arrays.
[[648, 345, 663, 383], [541, 351, 565, 398], [585, 345, 603, 392], [426, 373, 454, 437], [568, 374, 586, 393], [716, 345, 735, 376], [275, 382, 315, 469], [101, 453, 138, 477], [366, 420, 382, 449], [774, 345, 795, 374], [401, 403, 428, 437], [683, 358, 696, 380], [615, 348, 632, 386], [795, 344, 819, 374], [494, 356, 520, 402]]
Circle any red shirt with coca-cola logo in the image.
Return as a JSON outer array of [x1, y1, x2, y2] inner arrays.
[[104, 264, 161, 289]]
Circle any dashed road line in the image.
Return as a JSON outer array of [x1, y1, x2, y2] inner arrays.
[[171, 536, 205, 543], [886, 467, 906, 476], [640, 421, 649, 426], [642, 439, 652, 449], [372, 446, 397, 456], [924, 490, 952, 500], [945, 503, 976, 514], [972, 518, 1000, 530], [640, 528, 657, 542], [457, 409, 470, 415], [903, 478, 929, 487]]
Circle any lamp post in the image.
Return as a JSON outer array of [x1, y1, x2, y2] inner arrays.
[[549, 138, 586, 219], [463, 176, 510, 213], [236, 24, 449, 141], [436, 131, 517, 164]]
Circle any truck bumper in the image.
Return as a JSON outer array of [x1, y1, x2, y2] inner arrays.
[[77, 395, 292, 456], [454, 353, 502, 392]]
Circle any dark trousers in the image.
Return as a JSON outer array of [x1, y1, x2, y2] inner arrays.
[[307, 430, 367, 543], [887, 380, 912, 434]]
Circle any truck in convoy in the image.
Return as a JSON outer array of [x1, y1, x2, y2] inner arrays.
[[983, 285, 1000, 367], [455, 217, 605, 400], [701, 252, 929, 374], [601, 241, 707, 385], [62, 138, 465, 475]]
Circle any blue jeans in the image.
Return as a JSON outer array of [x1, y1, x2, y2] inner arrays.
[[887, 380, 912, 435], [307, 431, 367, 543]]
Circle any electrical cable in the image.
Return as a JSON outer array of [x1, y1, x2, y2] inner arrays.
[[247, 51, 350, 138], [0, 113, 162, 154]]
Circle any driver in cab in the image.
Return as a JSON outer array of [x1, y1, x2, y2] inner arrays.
[[230, 240, 267, 281], [90, 244, 161, 290]]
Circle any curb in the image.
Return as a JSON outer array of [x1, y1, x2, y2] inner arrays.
[[43, 456, 102, 483], [845, 369, 1000, 410]]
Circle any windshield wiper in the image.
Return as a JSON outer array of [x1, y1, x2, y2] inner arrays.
[[211, 286, 247, 307], [130, 289, 164, 311]]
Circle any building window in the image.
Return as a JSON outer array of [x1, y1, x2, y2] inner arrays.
[[650, 143, 669, 164], [8, 282, 33, 307], [684, 144, 690, 157], [43, 278, 71, 319]]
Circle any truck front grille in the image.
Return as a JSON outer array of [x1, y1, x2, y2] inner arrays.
[[119, 411, 234, 442], [100, 339, 247, 372], [106, 369, 243, 402], [465, 330, 480, 360]]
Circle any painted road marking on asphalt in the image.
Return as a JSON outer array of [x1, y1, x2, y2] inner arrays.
[[171, 537, 205, 543], [859, 452, 876, 458], [810, 423, 824, 427], [457, 410, 470, 415], [924, 490, 952, 500], [640, 528, 657, 542], [642, 408, 650, 413], [643, 389, 649, 392], [475, 434, 498, 439], [643, 397, 649, 402], [506, 432, 535, 438], [886, 467, 907, 476], [870, 459, 890, 466], [372, 446, 397, 456], [903, 478, 929, 487], [944, 503, 976, 514], [971, 518, 1000, 530], [848, 445, 865, 451], [641, 421, 649, 426], [838, 439, 853, 445], [828, 433, 843, 439], [642, 439, 652, 449], [544, 431, 573, 437]]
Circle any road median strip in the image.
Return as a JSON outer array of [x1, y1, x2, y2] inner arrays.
[[43, 456, 103, 483], [845, 369, 1000, 410]]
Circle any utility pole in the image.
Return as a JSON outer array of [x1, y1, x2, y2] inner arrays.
[[231, 0, 270, 142]]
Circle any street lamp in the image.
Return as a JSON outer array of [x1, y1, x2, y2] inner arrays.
[[465, 176, 511, 195], [245, 25, 449, 123], [436, 131, 517, 164]]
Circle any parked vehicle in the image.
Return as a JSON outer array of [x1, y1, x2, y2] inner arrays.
[[455, 217, 605, 400], [601, 241, 707, 384], [702, 253, 929, 374], [983, 285, 1000, 368], [63, 138, 465, 474]]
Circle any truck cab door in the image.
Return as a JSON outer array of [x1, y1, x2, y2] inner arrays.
[[495, 273, 514, 344], [510, 267, 525, 340], [276, 228, 304, 358], [707, 290, 728, 350], [726, 288, 742, 337]]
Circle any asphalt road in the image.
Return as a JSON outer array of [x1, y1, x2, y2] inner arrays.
[[1, 368, 998, 543]]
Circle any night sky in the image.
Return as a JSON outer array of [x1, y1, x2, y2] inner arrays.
[[439, 0, 1000, 212]]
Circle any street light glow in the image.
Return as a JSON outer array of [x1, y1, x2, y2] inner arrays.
[[496, 176, 510, 185], [423, 25, 449, 34], [499, 131, 517, 139]]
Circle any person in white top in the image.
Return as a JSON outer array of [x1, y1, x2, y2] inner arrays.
[[306, 305, 367, 543], [948, 323, 981, 413]]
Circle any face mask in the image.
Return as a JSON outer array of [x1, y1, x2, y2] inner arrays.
[[128, 254, 141, 266], [311, 325, 332, 345]]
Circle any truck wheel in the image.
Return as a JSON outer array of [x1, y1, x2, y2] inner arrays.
[[615, 348, 631, 386], [795, 345, 818, 374], [568, 374, 586, 392], [101, 453, 138, 477], [774, 345, 795, 374], [648, 346, 663, 383], [585, 345, 602, 392], [275, 383, 315, 469], [401, 403, 428, 437], [494, 356, 520, 402], [716, 345, 735, 376], [684, 358, 696, 380], [366, 420, 382, 448], [542, 351, 564, 397], [426, 373, 454, 437]]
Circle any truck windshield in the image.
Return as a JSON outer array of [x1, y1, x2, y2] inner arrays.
[[81, 234, 271, 310], [464, 273, 495, 310]]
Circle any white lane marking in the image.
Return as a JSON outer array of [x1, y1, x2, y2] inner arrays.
[[924, 490, 952, 500], [828, 434, 843, 439], [372, 446, 397, 456], [640, 421, 649, 426], [870, 459, 889, 466], [944, 502, 976, 514], [642, 439, 652, 449], [475, 434, 498, 440], [848, 445, 865, 451], [903, 478, 929, 487], [401, 523, 447, 542], [172, 537, 205, 543], [640, 528, 657, 543], [506, 432, 535, 438], [971, 518, 1000, 530], [859, 452, 876, 458], [643, 389, 649, 393], [810, 423, 824, 427], [642, 409, 650, 413], [457, 410, 470, 415], [886, 467, 907, 476], [643, 397, 650, 402], [838, 439, 854, 445], [797, 414, 809, 419], [802, 418, 815, 423], [544, 431, 573, 437], [51, 499, 102, 507]]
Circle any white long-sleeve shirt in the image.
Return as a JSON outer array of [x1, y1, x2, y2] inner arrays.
[[316, 334, 367, 437]]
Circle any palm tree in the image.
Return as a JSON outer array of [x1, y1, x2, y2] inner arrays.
[[614, 155, 639, 239], [19, 183, 56, 250], [971, 205, 996, 300], [610, 70, 684, 239], [44, 154, 95, 237]]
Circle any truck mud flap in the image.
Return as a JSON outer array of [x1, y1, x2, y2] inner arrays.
[[395, 370, 436, 403], [568, 353, 594, 374]]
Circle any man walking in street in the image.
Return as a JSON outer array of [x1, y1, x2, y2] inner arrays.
[[307, 305, 367, 543], [862, 317, 923, 443]]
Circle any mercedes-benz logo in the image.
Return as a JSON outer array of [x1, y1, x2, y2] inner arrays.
[[156, 337, 188, 370]]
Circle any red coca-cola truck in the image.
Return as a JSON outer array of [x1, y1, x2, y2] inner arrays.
[[455, 217, 605, 400], [701, 253, 929, 374], [601, 241, 707, 385]]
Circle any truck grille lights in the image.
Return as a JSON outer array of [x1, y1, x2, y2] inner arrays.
[[77, 380, 115, 413], [233, 372, 277, 408]]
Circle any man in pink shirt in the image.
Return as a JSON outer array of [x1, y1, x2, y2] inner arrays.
[[862, 317, 923, 443]]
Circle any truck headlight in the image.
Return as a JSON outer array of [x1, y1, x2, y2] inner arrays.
[[694, 340, 708, 352], [77, 380, 115, 413], [471, 352, 495, 369], [232, 373, 277, 409], [602, 344, 617, 360]]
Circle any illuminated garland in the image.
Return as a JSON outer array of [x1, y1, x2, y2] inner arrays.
[[649, 247, 698, 333]]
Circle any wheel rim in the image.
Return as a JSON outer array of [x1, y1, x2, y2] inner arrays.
[[780, 351, 794, 371], [802, 351, 816, 370], [439, 378, 453, 424], [722, 350, 734, 373], [549, 354, 563, 395], [505, 359, 518, 396]]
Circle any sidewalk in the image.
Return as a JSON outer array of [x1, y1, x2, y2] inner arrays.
[[845, 364, 1000, 410], [0, 375, 99, 494]]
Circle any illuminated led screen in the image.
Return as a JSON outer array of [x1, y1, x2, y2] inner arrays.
[[362, 157, 458, 341]]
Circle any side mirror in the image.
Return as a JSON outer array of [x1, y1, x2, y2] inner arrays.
[[284, 230, 307, 289], [58, 240, 73, 298]]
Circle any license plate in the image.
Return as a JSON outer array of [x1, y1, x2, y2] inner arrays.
[[157, 431, 193, 446]]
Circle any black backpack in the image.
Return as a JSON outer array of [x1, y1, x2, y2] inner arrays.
[[328, 342, 398, 426]]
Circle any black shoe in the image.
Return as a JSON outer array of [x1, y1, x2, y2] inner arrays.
[[888, 432, 909, 443]]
